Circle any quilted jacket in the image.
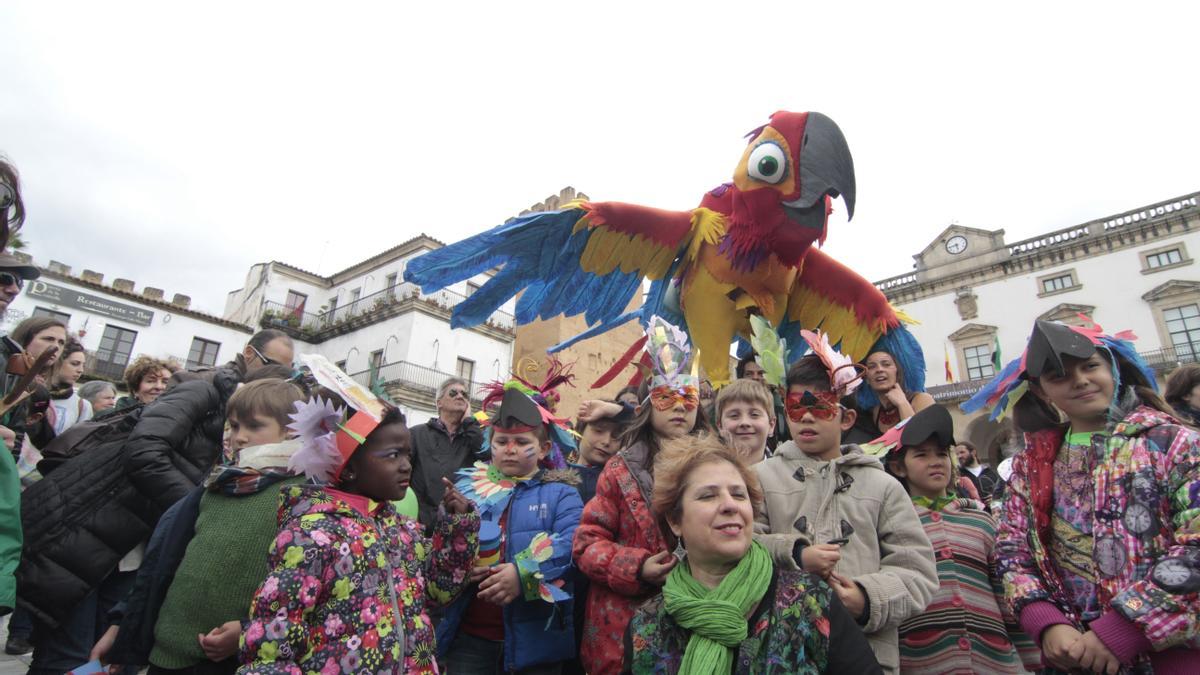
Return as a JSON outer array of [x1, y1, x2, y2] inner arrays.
[[571, 442, 671, 675], [996, 404, 1200, 671], [238, 484, 480, 674], [436, 468, 584, 671]]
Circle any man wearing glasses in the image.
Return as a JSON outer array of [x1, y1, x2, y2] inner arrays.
[[172, 328, 295, 385], [410, 377, 484, 531]]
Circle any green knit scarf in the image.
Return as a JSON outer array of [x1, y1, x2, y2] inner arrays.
[[662, 540, 773, 675]]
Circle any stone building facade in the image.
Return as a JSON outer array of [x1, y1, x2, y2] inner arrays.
[[875, 191, 1200, 463]]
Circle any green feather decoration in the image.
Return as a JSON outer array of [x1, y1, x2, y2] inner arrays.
[[749, 315, 787, 389]]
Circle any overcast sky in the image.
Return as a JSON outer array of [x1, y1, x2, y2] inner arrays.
[[3, 1, 1198, 318]]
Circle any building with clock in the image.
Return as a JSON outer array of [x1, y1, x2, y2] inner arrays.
[[874, 190, 1200, 463]]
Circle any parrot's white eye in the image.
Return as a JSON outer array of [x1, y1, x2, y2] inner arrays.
[[746, 142, 787, 184]]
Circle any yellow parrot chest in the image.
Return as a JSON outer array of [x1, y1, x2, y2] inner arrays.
[[689, 244, 798, 319]]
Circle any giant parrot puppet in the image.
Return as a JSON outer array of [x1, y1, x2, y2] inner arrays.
[[405, 111, 922, 385]]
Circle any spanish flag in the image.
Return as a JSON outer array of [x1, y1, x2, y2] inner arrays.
[[944, 344, 955, 383]]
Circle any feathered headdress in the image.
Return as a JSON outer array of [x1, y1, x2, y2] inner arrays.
[[750, 315, 787, 389], [855, 327, 926, 409], [800, 328, 864, 396], [287, 354, 389, 482], [477, 356, 577, 470], [962, 315, 1155, 421]]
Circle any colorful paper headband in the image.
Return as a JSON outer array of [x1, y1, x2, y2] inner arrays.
[[801, 328, 864, 396], [288, 354, 389, 482], [477, 357, 577, 470], [962, 316, 1156, 421]]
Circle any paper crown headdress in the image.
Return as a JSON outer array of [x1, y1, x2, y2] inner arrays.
[[477, 356, 577, 470], [589, 315, 697, 392], [961, 316, 1156, 421], [287, 353, 390, 483], [645, 315, 697, 390]]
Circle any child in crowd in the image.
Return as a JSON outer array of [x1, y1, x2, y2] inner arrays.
[[965, 319, 1200, 673], [239, 358, 480, 674], [92, 378, 307, 674], [436, 379, 584, 674], [872, 404, 1032, 673], [572, 317, 710, 675], [752, 330, 937, 674], [715, 376, 776, 465], [571, 398, 634, 504], [565, 397, 631, 675]]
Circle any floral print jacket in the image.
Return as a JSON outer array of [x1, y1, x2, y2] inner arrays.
[[996, 405, 1200, 671], [622, 568, 881, 674], [238, 484, 479, 674]]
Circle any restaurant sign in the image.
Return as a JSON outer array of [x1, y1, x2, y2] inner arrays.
[[27, 280, 155, 327]]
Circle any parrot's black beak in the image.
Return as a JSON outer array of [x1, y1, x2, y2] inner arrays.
[[782, 112, 856, 221]]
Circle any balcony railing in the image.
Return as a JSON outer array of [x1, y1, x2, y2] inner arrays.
[[927, 345, 1198, 403], [260, 282, 515, 340], [347, 359, 487, 405]]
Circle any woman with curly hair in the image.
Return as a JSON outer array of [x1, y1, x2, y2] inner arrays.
[[119, 356, 176, 408]]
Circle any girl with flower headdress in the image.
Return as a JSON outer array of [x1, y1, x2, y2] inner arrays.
[[239, 356, 480, 675], [571, 317, 711, 675], [963, 318, 1200, 673]]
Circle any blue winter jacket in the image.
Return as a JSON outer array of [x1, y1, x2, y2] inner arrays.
[[437, 468, 584, 671]]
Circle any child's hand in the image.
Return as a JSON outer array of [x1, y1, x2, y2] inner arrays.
[[828, 572, 866, 620], [1067, 629, 1120, 675], [441, 478, 470, 515], [90, 624, 118, 663], [577, 399, 623, 423], [477, 563, 520, 605], [198, 620, 241, 661], [639, 551, 677, 586], [469, 565, 494, 584], [1040, 624, 1084, 672], [801, 544, 841, 578]]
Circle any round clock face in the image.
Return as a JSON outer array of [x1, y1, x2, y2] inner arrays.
[[1122, 503, 1157, 536], [945, 235, 968, 255], [1152, 559, 1199, 593], [1094, 536, 1127, 578]]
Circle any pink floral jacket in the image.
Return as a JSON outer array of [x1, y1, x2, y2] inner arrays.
[[238, 484, 479, 674]]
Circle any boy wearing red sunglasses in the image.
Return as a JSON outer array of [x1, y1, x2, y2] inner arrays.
[[752, 331, 937, 675]]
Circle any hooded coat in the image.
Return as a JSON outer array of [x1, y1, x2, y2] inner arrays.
[[437, 468, 584, 671], [571, 441, 671, 675], [997, 404, 1200, 672], [238, 484, 480, 674], [752, 441, 938, 674]]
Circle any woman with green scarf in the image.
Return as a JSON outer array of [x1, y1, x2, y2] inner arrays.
[[622, 435, 880, 674]]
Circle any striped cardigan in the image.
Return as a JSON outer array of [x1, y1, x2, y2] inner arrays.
[[899, 498, 1037, 674]]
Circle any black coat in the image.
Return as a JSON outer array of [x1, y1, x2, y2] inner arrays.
[[16, 375, 236, 627], [409, 416, 484, 531]]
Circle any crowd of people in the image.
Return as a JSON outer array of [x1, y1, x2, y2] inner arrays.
[[1, 154, 1199, 675]]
